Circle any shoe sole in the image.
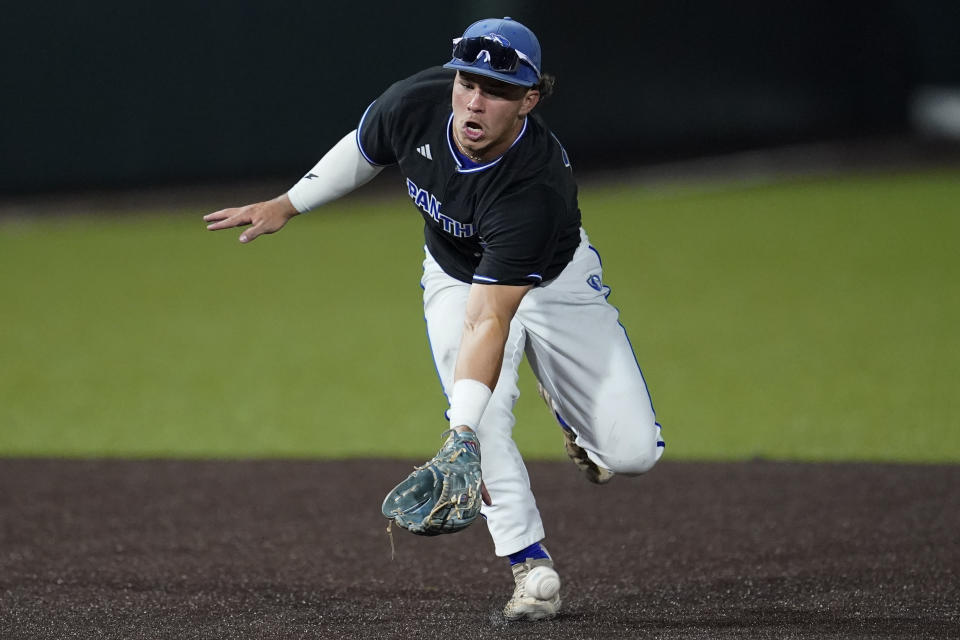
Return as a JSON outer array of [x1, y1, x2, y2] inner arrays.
[[504, 600, 561, 622], [562, 429, 614, 484]]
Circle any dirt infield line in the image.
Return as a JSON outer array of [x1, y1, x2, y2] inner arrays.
[[1, 459, 957, 639]]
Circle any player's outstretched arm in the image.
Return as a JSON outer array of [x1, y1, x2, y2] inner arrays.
[[203, 130, 383, 244], [447, 283, 531, 506], [455, 283, 532, 390], [204, 194, 298, 244]]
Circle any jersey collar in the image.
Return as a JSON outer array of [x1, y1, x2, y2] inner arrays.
[[445, 113, 528, 174]]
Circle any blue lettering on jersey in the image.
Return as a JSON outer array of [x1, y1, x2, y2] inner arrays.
[[406, 178, 475, 238]]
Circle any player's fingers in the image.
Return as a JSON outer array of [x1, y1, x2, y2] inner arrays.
[[206, 211, 252, 231], [238, 220, 265, 244], [481, 481, 492, 506], [203, 208, 249, 226], [202, 209, 231, 223]]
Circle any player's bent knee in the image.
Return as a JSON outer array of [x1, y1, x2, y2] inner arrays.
[[596, 421, 664, 476], [603, 445, 661, 476]]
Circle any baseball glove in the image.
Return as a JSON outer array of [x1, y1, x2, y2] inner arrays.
[[381, 429, 483, 536]]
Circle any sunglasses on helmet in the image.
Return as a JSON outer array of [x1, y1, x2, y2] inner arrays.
[[451, 36, 541, 78]]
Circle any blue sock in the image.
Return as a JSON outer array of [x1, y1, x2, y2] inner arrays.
[[508, 542, 550, 565]]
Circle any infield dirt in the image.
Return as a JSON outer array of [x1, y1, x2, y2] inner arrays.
[[1, 459, 957, 639]]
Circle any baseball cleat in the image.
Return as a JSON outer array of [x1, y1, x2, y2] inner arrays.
[[561, 429, 615, 484], [537, 382, 615, 484], [503, 557, 562, 621]]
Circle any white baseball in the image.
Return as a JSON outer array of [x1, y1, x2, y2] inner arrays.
[[525, 566, 561, 600]]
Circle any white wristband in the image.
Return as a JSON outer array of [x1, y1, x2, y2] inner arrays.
[[448, 379, 493, 430]]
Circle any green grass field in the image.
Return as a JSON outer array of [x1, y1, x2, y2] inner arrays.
[[2, 168, 958, 461]]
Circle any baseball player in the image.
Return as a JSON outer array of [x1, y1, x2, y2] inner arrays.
[[204, 17, 664, 621]]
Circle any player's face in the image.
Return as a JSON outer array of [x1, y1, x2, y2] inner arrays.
[[451, 71, 539, 162]]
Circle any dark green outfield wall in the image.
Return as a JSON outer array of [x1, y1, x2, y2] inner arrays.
[[3, 1, 958, 193]]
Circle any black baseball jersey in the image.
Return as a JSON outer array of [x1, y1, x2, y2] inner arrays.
[[357, 67, 582, 286]]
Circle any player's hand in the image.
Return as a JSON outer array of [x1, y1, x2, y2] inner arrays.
[[452, 426, 492, 504], [203, 194, 299, 243]]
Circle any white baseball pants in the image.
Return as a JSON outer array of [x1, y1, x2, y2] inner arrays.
[[421, 228, 664, 556]]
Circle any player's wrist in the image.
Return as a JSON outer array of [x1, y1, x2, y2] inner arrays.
[[448, 378, 493, 431], [272, 194, 299, 218]]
